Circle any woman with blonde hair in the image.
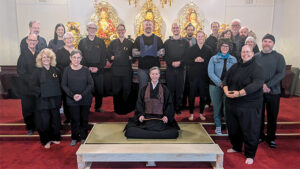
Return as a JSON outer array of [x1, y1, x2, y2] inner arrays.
[[31, 48, 62, 149]]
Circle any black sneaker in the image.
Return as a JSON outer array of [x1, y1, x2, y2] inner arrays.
[[27, 130, 34, 135], [95, 108, 105, 113], [268, 141, 277, 148], [176, 111, 182, 115]]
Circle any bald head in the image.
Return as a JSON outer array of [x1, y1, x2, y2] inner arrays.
[[239, 26, 249, 38], [171, 22, 180, 36]]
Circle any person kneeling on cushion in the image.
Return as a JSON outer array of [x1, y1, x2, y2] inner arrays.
[[124, 66, 180, 139]]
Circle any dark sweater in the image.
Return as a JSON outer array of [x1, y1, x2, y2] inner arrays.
[[255, 50, 286, 95], [17, 47, 39, 96], [164, 37, 189, 70], [78, 36, 107, 70], [20, 35, 47, 54], [223, 58, 264, 106], [133, 34, 163, 69], [186, 44, 212, 81], [108, 38, 133, 76], [55, 47, 71, 73], [31, 66, 61, 110], [61, 66, 94, 106], [48, 39, 64, 53], [205, 34, 218, 55]]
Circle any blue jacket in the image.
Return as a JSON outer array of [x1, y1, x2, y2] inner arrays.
[[208, 53, 237, 87]]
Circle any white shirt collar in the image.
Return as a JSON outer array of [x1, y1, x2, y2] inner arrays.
[[151, 81, 158, 90]]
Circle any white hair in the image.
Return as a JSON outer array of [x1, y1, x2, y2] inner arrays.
[[63, 32, 74, 40], [245, 36, 256, 45], [231, 18, 241, 25], [86, 21, 98, 29]]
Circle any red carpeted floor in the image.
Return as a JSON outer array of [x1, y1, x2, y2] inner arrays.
[[0, 138, 299, 169], [1, 96, 300, 123], [0, 96, 300, 169]]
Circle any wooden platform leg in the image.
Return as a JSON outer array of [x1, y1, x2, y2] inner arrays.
[[211, 154, 224, 169], [146, 161, 156, 166], [77, 155, 92, 169]]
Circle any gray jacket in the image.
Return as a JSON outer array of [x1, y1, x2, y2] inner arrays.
[[255, 50, 286, 95]]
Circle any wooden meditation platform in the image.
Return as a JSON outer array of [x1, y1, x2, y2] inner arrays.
[[76, 122, 224, 169]]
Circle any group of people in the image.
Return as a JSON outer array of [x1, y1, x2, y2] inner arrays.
[[17, 19, 286, 165]]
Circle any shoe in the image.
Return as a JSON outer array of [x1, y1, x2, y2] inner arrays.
[[268, 141, 277, 148], [215, 127, 222, 135], [199, 114, 206, 121], [95, 108, 105, 113], [27, 130, 34, 135], [70, 140, 77, 146], [81, 139, 85, 144]]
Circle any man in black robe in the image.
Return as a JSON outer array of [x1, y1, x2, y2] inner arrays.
[[164, 22, 189, 115], [78, 22, 106, 112], [125, 67, 179, 139], [17, 33, 39, 135], [108, 24, 133, 114]]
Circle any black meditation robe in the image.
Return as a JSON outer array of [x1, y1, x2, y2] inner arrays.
[[124, 83, 180, 139]]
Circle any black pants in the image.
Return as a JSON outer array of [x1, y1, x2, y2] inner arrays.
[[91, 73, 104, 110], [62, 93, 70, 121], [112, 74, 131, 113], [36, 108, 61, 145], [21, 95, 36, 131], [260, 94, 280, 141], [166, 69, 185, 112], [226, 102, 261, 159], [189, 77, 208, 114], [182, 68, 190, 107], [69, 105, 90, 140]]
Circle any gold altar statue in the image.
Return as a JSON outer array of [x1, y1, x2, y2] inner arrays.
[[219, 23, 230, 33], [135, 0, 163, 38], [66, 21, 82, 49], [91, 0, 119, 46], [178, 2, 204, 37]]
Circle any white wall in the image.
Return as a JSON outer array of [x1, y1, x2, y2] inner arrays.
[[273, 0, 300, 68], [0, 0, 298, 68]]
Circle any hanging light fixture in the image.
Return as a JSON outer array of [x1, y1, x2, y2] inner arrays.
[[128, 0, 173, 8]]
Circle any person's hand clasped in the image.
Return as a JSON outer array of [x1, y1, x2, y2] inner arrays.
[[226, 90, 240, 98], [162, 116, 168, 123], [73, 94, 82, 101], [139, 115, 145, 122], [194, 56, 204, 62], [89, 67, 98, 73], [263, 84, 271, 93]]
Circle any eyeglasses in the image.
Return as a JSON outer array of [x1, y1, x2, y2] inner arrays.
[[241, 51, 252, 54], [88, 27, 97, 30], [117, 29, 125, 31], [64, 37, 73, 40], [221, 45, 229, 48], [28, 39, 38, 42], [71, 56, 82, 60], [231, 24, 240, 27]]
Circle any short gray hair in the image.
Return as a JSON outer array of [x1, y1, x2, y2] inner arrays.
[[70, 49, 82, 57], [231, 18, 241, 25], [63, 32, 74, 40], [86, 21, 98, 29], [29, 20, 39, 27], [149, 66, 160, 74], [245, 36, 256, 45]]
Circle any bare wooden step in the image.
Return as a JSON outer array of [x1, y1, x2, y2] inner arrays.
[[76, 143, 224, 169]]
